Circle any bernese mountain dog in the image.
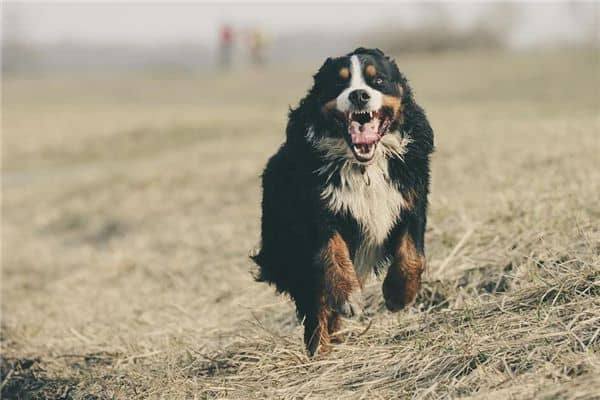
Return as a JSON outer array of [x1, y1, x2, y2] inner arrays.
[[251, 47, 434, 356]]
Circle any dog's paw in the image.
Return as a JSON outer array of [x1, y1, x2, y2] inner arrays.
[[383, 292, 410, 312], [335, 289, 363, 318], [382, 276, 420, 312]]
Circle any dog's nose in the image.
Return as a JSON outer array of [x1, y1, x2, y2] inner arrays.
[[349, 89, 371, 108]]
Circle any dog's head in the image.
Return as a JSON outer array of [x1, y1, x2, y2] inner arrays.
[[305, 47, 409, 164]]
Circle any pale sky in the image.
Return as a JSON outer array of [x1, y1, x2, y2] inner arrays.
[[3, 2, 597, 49]]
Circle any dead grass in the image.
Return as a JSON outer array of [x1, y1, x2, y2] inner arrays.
[[2, 49, 599, 399]]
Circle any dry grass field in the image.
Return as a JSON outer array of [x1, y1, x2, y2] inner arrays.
[[2, 50, 599, 399]]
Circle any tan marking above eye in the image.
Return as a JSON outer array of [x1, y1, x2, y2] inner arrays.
[[339, 67, 350, 80], [365, 65, 376, 78]]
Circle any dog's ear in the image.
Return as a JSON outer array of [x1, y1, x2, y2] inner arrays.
[[312, 57, 333, 82], [387, 56, 401, 81], [308, 57, 334, 97], [287, 56, 333, 129]]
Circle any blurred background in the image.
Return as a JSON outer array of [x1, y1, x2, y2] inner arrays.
[[2, 2, 599, 399], [3, 2, 599, 73]]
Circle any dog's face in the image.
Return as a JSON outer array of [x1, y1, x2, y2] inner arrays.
[[310, 48, 405, 163]]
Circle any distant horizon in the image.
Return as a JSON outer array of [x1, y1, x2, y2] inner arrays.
[[4, 2, 597, 50]]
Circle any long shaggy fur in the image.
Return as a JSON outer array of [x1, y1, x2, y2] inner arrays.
[[251, 47, 434, 355]]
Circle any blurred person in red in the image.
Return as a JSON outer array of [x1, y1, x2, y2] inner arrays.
[[219, 24, 234, 68]]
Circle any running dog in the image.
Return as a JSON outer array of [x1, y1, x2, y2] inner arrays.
[[252, 47, 434, 355]]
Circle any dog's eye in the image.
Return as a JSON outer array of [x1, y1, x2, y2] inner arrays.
[[374, 77, 384, 85]]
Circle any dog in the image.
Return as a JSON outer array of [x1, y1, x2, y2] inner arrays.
[[251, 47, 434, 356]]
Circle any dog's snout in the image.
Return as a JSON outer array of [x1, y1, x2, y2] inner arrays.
[[349, 89, 370, 108]]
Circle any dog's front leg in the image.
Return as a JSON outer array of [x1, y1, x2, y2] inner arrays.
[[304, 232, 362, 356], [382, 229, 426, 312]]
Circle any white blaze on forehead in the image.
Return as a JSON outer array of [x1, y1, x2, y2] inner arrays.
[[349, 55, 364, 90], [336, 55, 383, 113]]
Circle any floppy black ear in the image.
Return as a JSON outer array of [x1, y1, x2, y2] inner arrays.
[[387, 56, 402, 80], [286, 57, 333, 141], [308, 57, 334, 98], [312, 57, 333, 82]]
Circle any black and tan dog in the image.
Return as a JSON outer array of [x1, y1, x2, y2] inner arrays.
[[252, 47, 434, 356]]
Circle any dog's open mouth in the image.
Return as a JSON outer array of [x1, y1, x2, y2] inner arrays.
[[347, 109, 391, 162]]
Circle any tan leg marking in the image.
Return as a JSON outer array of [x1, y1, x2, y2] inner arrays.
[[382, 233, 425, 312]]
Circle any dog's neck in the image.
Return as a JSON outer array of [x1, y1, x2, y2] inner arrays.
[[306, 126, 412, 253]]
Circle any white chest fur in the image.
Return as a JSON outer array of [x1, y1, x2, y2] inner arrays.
[[320, 155, 407, 281]]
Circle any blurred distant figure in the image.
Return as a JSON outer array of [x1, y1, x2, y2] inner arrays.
[[249, 28, 266, 66], [219, 24, 234, 68]]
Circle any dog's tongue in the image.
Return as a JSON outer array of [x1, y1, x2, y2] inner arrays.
[[349, 119, 380, 145]]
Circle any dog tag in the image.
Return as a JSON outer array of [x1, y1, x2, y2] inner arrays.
[[360, 166, 370, 186]]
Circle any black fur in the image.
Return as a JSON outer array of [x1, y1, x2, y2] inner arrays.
[[251, 47, 434, 349]]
